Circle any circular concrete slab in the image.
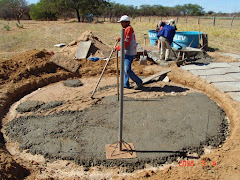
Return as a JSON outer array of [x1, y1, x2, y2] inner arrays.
[[5, 93, 227, 171]]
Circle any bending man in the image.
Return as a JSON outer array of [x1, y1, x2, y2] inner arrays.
[[157, 22, 176, 61]]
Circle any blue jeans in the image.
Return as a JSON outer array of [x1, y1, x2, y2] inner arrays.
[[124, 55, 142, 88]]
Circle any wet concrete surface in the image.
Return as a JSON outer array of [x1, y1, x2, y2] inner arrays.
[[62, 79, 83, 87], [16, 101, 65, 113], [5, 93, 227, 171]]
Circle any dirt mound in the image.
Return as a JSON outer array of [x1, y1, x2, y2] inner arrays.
[[61, 30, 112, 59], [0, 147, 29, 179], [0, 49, 58, 85]]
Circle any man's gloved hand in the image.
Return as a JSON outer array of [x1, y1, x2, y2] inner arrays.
[[113, 38, 121, 52], [115, 46, 120, 51]]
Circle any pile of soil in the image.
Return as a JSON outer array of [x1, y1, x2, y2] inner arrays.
[[0, 49, 56, 85], [61, 30, 113, 59], [0, 49, 73, 109]]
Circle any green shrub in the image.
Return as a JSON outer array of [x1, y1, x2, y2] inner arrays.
[[3, 24, 10, 30], [16, 23, 24, 28], [29, 3, 57, 20]]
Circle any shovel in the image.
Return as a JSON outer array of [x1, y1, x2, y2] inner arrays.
[[139, 34, 148, 65]]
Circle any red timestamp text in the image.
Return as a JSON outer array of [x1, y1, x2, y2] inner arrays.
[[179, 160, 217, 166], [179, 160, 194, 166], [201, 160, 217, 166]]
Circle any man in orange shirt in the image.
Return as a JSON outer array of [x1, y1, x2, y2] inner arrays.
[[115, 15, 143, 90]]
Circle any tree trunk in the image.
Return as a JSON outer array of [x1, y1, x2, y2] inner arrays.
[[16, 17, 20, 24], [76, 9, 80, 22], [14, 13, 20, 24]]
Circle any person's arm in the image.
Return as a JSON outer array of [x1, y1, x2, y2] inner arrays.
[[124, 26, 133, 49], [155, 24, 160, 32], [157, 28, 164, 38]]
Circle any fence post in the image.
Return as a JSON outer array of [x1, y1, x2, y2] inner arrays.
[[231, 15, 236, 27], [149, 16, 150, 22], [213, 16, 216, 26], [198, 17, 200, 24], [186, 16, 188, 25], [176, 17, 178, 23]]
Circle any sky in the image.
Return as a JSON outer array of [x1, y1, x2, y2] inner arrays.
[[27, 0, 240, 13]]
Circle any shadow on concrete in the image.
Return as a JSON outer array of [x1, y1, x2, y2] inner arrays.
[[190, 62, 210, 66], [131, 150, 185, 154], [140, 85, 189, 93], [208, 46, 219, 52]]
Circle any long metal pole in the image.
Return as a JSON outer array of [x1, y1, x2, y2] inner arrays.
[[119, 28, 125, 151]]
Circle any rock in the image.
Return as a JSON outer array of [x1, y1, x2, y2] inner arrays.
[[63, 79, 83, 87]]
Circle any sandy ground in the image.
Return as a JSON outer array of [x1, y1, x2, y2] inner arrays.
[[0, 32, 240, 179]]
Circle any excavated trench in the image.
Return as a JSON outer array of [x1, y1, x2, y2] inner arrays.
[[3, 79, 228, 173]]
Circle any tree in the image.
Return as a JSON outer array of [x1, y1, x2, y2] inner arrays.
[[0, 0, 30, 23], [182, 4, 204, 16], [174, 5, 185, 16], [207, 11, 214, 15], [29, 1, 57, 20], [55, 0, 108, 22], [0, 0, 15, 19], [139, 5, 154, 16]]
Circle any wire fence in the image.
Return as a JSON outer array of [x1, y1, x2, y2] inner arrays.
[[94, 16, 240, 28]]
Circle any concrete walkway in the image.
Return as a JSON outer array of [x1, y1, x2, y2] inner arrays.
[[181, 62, 240, 102], [221, 53, 240, 61]]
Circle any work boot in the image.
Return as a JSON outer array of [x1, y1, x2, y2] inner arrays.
[[134, 83, 143, 90], [124, 86, 132, 89]]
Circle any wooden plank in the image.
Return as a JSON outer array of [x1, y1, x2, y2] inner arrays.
[[105, 143, 137, 159], [74, 41, 92, 59], [50, 53, 81, 73], [142, 69, 170, 84]]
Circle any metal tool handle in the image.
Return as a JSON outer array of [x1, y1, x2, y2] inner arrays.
[[90, 40, 119, 99], [144, 34, 147, 46], [172, 41, 183, 50]]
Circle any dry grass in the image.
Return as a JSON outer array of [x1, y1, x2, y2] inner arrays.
[[0, 16, 240, 60]]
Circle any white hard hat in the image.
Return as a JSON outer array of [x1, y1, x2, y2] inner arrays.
[[118, 15, 130, 22]]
